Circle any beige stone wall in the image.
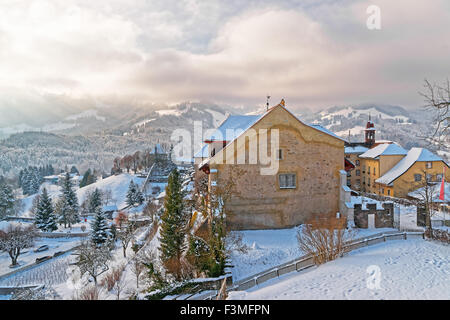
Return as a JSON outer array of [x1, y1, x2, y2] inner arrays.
[[209, 106, 344, 230]]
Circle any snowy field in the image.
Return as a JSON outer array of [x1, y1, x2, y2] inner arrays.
[[0, 252, 74, 288], [0, 236, 83, 277], [228, 239, 450, 300], [228, 226, 398, 282]]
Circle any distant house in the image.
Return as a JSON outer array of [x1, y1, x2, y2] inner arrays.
[[43, 175, 59, 184], [196, 100, 346, 230], [376, 148, 450, 198], [358, 143, 408, 195]]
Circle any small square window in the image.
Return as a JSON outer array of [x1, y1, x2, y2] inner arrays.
[[279, 173, 296, 189], [414, 174, 422, 182]]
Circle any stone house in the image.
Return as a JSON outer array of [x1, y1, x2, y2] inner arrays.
[[197, 100, 346, 230], [358, 143, 408, 195], [375, 148, 450, 198]]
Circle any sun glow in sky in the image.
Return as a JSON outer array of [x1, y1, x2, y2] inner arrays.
[[0, 0, 449, 111]]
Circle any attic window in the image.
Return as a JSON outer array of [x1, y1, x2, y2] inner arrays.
[[426, 162, 432, 169], [279, 173, 296, 189]]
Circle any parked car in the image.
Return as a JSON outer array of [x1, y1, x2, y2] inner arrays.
[[35, 256, 52, 263], [34, 245, 49, 253]]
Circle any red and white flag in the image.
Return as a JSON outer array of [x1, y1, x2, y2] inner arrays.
[[439, 167, 446, 201]]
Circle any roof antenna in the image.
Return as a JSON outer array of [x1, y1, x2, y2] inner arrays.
[[266, 95, 271, 111]]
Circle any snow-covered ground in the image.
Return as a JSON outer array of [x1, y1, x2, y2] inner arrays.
[[228, 226, 398, 282], [228, 239, 450, 300], [0, 236, 83, 278]]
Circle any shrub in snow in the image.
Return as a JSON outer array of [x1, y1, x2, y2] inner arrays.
[[297, 214, 354, 265]]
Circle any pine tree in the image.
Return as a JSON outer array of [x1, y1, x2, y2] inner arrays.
[[90, 206, 110, 245], [22, 168, 30, 195], [159, 169, 187, 263], [34, 188, 58, 232], [58, 173, 80, 228], [0, 182, 15, 219], [134, 188, 145, 205], [126, 180, 137, 207], [88, 188, 103, 213]]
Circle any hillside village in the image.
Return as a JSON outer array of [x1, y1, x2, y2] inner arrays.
[[0, 100, 448, 301]]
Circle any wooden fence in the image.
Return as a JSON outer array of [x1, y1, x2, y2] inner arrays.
[[194, 231, 424, 300]]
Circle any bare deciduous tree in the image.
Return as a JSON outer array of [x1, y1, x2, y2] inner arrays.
[[410, 169, 440, 236], [74, 241, 111, 285], [297, 214, 352, 265], [420, 78, 450, 148], [0, 223, 36, 266], [118, 221, 135, 258], [131, 256, 145, 289]]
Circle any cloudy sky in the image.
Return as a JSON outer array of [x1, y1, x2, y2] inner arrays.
[[0, 0, 449, 112]]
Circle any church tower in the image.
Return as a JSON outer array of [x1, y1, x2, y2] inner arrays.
[[364, 116, 375, 147]]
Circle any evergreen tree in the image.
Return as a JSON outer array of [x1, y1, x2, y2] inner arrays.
[[126, 180, 137, 206], [159, 169, 187, 263], [79, 169, 96, 188], [90, 206, 110, 245], [135, 188, 145, 205], [88, 188, 103, 213], [70, 166, 79, 175], [21, 168, 30, 195], [58, 173, 80, 228], [0, 182, 15, 219], [34, 188, 58, 232]]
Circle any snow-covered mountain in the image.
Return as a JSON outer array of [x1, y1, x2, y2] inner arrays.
[[1, 101, 443, 178], [298, 104, 434, 151]]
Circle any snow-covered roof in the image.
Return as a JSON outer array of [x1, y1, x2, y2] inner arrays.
[[205, 115, 261, 142], [376, 148, 444, 185], [345, 146, 369, 154], [102, 205, 118, 212], [359, 143, 407, 159], [194, 144, 209, 158], [345, 196, 385, 210], [308, 124, 347, 142]]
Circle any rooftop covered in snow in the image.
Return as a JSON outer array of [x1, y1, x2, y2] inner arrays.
[[345, 146, 369, 154], [204, 115, 261, 142], [376, 148, 445, 185], [359, 143, 407, 159]]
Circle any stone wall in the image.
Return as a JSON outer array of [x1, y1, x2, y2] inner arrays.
[[354, 202, 394, 228], [210, 105, 344, 230]]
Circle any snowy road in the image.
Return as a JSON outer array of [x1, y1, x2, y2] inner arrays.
[[229, 239, 450, 300]]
